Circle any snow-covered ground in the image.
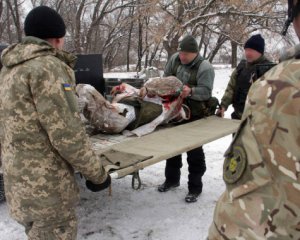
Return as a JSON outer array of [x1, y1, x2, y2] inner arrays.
[[0, 67, 235, 240]]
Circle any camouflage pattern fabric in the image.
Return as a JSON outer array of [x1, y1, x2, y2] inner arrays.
[[208, 44, 300, 239], [143, 76, 183, 97], [0, 36, 107, 224], [76, 83, 131, 133], [21, 209, 77, 240]]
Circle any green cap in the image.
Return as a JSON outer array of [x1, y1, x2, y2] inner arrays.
[[177, 35, 199, 53]]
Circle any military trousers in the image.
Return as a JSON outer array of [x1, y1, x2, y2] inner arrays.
[[19, 209, 77, 240], [165, 146, 206, 194]]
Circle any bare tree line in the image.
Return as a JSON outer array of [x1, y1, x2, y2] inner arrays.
[[0, 0, 289, 70]]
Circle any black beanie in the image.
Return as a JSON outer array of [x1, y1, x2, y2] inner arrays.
[[177, 35, 199, 53], [244, 34, 265, 54], [24, 6, 66, 39]]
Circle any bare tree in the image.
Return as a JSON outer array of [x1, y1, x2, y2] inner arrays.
[[126, 4, 135, 71], [5, 0, 22, 42], [0, 0, 288, 70]]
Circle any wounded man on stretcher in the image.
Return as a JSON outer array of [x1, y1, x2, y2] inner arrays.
[[76, 76, 190, 137]]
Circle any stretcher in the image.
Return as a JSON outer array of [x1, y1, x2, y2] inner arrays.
[[90, 116, 240, 188]]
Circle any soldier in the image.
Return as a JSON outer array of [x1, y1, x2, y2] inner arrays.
[[0, 44, 7, 203], [0, 6, 110, 239], [217, 34, 273, 119], [157, 35, 215, 203], [208, 0, 300, 239]]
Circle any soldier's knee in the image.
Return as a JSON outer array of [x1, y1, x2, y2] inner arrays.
[[27, 213, 77, 240]]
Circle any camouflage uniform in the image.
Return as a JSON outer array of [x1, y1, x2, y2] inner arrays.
[[208, 45, 300, 239], [0, 36, 108, 239]]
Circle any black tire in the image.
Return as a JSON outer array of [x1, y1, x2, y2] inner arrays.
[[0, 174, 5, 203]]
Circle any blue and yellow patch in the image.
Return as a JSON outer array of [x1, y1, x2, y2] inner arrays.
[[63, 83, 72, 91]]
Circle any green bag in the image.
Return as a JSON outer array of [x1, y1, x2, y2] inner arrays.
[[185, 96, 220, 118]]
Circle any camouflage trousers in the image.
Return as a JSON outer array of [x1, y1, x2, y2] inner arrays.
[[19, 210, 77, 240]]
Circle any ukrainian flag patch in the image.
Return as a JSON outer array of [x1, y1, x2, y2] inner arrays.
[[63, 83, 72, 91]]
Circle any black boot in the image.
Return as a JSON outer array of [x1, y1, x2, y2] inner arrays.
[[185, 192, 200, 203], [157, 181, 180, 192]]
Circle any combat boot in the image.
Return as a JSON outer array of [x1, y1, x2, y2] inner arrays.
[[157, 181, 180, 192], [185, 192, 200, 203]]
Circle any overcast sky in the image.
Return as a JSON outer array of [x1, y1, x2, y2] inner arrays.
[[23, 0, 33, 14]]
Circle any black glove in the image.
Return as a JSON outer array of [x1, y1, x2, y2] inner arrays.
[[85, 175, 111, 192]]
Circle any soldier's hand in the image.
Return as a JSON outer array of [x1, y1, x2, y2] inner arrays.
[[216, 107, 225, 118], [86, 175, 111, 192], [181, 85, 192, 98]]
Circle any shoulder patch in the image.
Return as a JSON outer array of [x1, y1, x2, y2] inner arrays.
[[223, 145, 247, 184], [62, 83, 72, 91]]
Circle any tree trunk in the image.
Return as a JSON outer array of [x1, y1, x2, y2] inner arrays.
[[231, 41, 238, 68], [149, 42, 160, 67], [126, 7, 134, 72], [0, 0, 3, 39], [199, 26, 206, 53], [203, 43, 208, 59], [6, 4, 12, 43], [6, 0, 22, 42], [136, 15, 143, 71], [208, 35, 228, 63], [74, 0, 85, 54], [143, 16, 150, 69]]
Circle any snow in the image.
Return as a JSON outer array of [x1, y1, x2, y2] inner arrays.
[[0, 67, 235, 240]]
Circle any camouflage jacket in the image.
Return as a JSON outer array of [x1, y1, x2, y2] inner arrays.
[[0, 37, 107, 223], [221, 55, 271, 118], [208, 45, 300, 239]]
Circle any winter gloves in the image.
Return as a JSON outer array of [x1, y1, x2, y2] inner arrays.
[[86, 175, 111, 192]]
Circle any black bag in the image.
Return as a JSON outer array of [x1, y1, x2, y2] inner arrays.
[[205, 96, 220, 116]]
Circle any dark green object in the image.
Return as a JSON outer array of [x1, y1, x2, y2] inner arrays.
[[119, 97, 163, 130], [185, 96, 220, 118], [255, 63, 277, 79], [171, 55, 219, 117], [171, 55, 203, 83], [206, 96, 220, 116], [178, 35, 199, 53]]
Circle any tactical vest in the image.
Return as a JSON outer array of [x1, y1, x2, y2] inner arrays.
[[171, 55, 203, 87], [172, 56, 219, 118], [233, 58, 271, 114]]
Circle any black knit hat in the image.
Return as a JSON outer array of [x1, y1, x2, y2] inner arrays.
[[24, 6, 66, 39], [178, 35, 199, 53], [244, 34, 265, 54]]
